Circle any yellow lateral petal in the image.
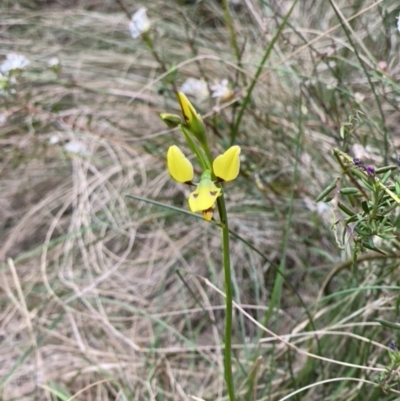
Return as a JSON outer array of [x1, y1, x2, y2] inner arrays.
[[188, 179, 221, 212], [212, 145, 241, 181], [167, 145, 194, 183]]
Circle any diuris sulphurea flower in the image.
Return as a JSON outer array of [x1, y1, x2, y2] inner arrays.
[[167, 145, 241, 220]]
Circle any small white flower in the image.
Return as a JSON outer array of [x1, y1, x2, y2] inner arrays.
[[64, 141, 89, 155], [47, 57, 60, 68], [180, 78, 209, 100], [49, 134, 60, 145], [210, 79, 234, 101], [0, 53, 30, 74], [129, 7, 151, 39]]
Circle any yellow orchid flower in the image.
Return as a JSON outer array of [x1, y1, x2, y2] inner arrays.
[[167, 145, 194, 183], [212, 145, 241, 182], [166, 145, 241, 220], [188, 170, 221, 213]]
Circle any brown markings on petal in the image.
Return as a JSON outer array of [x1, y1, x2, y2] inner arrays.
[[210, 191, 217, 196], [192, 193, 198, 198]]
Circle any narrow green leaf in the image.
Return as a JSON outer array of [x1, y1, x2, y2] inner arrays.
[[316, 177, 339, 202], [361, 201, 370, 214], [375, 165, 397, 174], [340, 187, 359, 195], [380, 170, 392, 185], [338, 202, 356, 216], [376, 319, 400, 330]]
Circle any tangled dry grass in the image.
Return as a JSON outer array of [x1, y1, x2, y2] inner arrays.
[[2, 0, 400, 400]]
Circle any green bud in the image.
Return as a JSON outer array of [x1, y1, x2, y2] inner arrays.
[[160, 113, 182, 129]]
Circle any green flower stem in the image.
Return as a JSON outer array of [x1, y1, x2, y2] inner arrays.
[[141, 33, 179, 94], [180, 125, 210, 171], [220, 0, 241, 65], [216, 194, 235, 401], [142, 33, 166, 73]]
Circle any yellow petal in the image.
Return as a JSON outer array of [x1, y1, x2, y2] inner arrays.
[[212, 145, 241, 181], [167, 145, 194, 183], [188, 179, 221, 212]]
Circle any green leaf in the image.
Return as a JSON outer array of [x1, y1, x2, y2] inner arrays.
[[376, 319, 400, 330], [338, 202, 356, 216], [361, 201, 370, 214], [42, 382, 72, 401], [380, 170, 392, 185], [395, 181, 400, 196], [340, 187, 360, 195], [316, 177, 339, 202], [362, 240, 386, 255], [375, 165, 397, 174]]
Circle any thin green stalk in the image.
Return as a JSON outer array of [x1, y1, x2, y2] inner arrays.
[[217, 194, 235, 401], [263, 91, 302, 327], [230, 0, 298, 146], [141, 33, 179, 95], [220, 0, 241, 65]]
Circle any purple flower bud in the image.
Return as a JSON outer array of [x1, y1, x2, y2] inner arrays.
[[353, 158, 365, 168], [389, 339, 398, 352], [366, 165, 375, 177]]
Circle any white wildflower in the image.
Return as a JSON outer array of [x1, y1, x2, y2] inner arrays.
[[64, 141, 89, 155], [0, 53, 30, 74], [49, 134, 60, 145], [129, 7, 151, 39], [47, 57, 60, 68], [180, 78, 209, 100], [210, 79, 233, 101]]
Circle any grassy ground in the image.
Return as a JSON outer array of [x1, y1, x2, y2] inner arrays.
[[2, 0, 400, 400]]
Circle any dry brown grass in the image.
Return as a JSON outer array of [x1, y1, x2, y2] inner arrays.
[[2, 0, 400, 400]]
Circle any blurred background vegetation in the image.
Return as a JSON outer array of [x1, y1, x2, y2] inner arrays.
[[2, 0, 400, 400]]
